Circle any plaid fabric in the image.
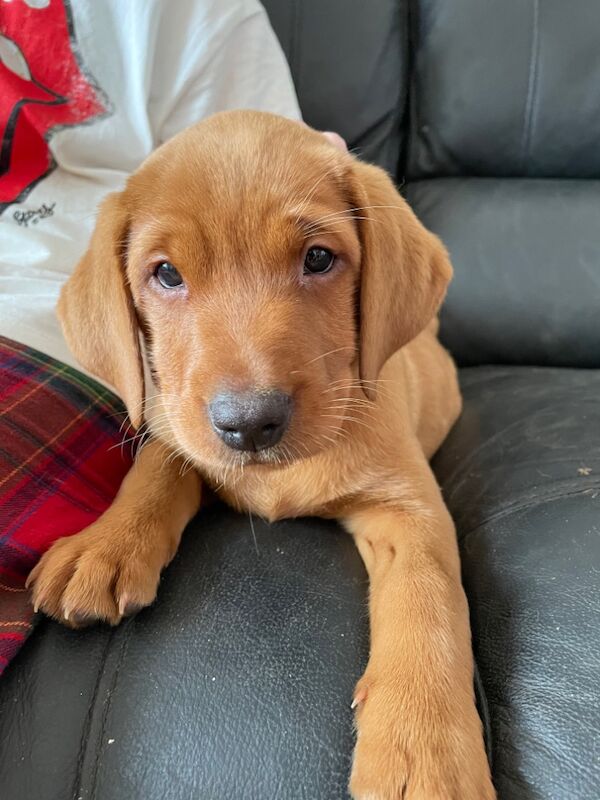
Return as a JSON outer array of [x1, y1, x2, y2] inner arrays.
[[0, 336, 132, 675]]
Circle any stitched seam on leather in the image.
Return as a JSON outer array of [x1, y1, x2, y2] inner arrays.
[[71, 634, 116, 800], [474, 660, 494, 768], [85, 620, 134, 800], [394, 0, 414, 182], [404, 0, 426, 180], [458, 483, 600, 544], [521, 0, 540, 175], [291, 0, 302, 99]]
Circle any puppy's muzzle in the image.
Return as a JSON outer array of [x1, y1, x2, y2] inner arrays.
[[208, 390, 292, 452]]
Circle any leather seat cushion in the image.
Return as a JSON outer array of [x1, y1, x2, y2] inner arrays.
[[433, 365, 600, 800]]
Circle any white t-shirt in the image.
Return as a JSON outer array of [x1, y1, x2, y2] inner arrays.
[[0, 0, 300, 370]]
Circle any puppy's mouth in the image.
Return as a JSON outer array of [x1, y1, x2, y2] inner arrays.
[[230, 445, 295, 468]]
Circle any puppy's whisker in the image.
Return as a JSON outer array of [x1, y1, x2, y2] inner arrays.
[[248, 512, 259, 556], [139, 392, 180, 406], [291, 439, 312, 461], [154, 441, 184, 475], [325, 405, 376, 419], [322, 378, 367, 390], [291, 160, 340, 224], [324, 397, 375, 407], [310, 204, 404, 225], [327, 407, 374, 417], [326, 410, 376, 425], [300, 227, 351, 240], [329, 424, 351, 443], [128, 392, 178, 419], [320, 413, 375, 431], [318, 413, 352, 438], [324, 377, 357, 386], [326, 397, 375, 408], [295, 430, 321, 457], [280, 443, 295, 469], [304, 345, 357, 366], [315, 427, 342, 448], [112, 426, 147, 453], [302, 216, 382, 239], [146, 418, 176, 434], [322, 380, 399, 403], [107, 409, 129, 421], [358, 379, 403, 386]]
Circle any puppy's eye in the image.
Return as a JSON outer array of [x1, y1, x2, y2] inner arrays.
[[154, 261, 184, 289], [303, 247, 335, 274]]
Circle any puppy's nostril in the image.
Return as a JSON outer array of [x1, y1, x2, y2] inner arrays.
[[208, 390, 292, 452]]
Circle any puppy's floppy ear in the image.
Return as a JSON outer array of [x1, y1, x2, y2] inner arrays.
[[347, 160, 453, 398], [57, 192, 144, 428]]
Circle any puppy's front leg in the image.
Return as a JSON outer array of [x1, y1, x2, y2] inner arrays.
[[344, 463, 495, 800], [28, 440, 201, 627]]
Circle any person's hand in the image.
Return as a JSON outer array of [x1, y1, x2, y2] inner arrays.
[[320, 130, 347, 152], [295, 119, 347, 152]]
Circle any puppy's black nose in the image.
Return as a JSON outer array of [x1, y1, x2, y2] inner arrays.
[[208, 390, 292, 452]]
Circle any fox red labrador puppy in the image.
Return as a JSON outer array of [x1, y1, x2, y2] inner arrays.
[[28, 111, 494, 799]]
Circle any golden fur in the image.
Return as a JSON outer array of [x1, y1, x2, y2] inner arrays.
[[28, 111, 495, 799]]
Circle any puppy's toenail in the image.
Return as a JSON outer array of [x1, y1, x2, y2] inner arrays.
[[66, 610, 91, 627], [351, 687, 368, 709], [118, 595, 143, 617]]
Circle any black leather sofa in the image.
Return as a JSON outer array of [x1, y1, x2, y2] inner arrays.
[[1, 2, 599, 798]]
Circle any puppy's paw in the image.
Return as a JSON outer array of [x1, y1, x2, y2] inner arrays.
[[349, 673, 495, 800], [26, 523, 169, 627]]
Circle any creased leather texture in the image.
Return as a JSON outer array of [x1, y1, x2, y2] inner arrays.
[[261, 0, 407, 174], [407, 178, 600, 367], [433, 367, 600, 800], [0, 508, 370, 800], [407, 0, 600, 178]]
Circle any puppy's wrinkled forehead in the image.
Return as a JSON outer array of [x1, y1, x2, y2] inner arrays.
[[127, 111, 348, 246]]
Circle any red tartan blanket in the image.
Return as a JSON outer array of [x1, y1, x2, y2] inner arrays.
[[0, 336, 132, 675]]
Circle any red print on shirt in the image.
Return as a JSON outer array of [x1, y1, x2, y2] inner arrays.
[[0, 0, 107, 211]]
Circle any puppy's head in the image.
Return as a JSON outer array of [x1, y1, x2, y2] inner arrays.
[[58, 111, 451, 474]]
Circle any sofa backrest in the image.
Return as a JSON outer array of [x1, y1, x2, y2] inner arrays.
[[263, 0, 600, 368], [407, 0, 600, 180], [261, 0, 406, 176]]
